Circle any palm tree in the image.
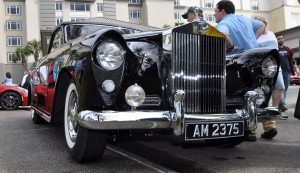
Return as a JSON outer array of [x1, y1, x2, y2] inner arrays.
[[26, 39, 42, 62], [12, 47, 29, 68]]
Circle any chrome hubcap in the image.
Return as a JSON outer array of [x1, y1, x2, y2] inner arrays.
[[67, 91, 78, 142]]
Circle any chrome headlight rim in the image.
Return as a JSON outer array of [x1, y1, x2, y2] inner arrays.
[[261, 56, 277, 78], [95, 40, 125, 71], [125, 84, 145, 108]]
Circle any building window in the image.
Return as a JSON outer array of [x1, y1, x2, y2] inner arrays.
[[7, 21, 21, 30], [97, 3, 103, 12], [205, 3, 214, 7], [70, 2, 90, 11], [6, 5, 21, 15], [174, 12, 180, 19], [251, 5, 258, 10], [7, 37, 22, 46], [250, 0, 259, 10], [55, 1, 62, 11], [129, 0, 140, 4], [7, 52, 21, 62], [70, 18, 87, 21], [205, 14, 215, 22], [174, 0, 180, 6], [130, 10, 141, 19], [56, 17, 63, 26], [204, 0, 214, 8]]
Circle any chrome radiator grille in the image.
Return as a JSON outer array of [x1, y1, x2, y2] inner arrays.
[[172, 32, 226, 114]]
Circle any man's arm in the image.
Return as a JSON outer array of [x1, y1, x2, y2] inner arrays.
[[254, 22, 265, 39], [222, 33, 234, 54]]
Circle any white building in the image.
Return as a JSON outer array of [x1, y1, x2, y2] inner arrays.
[[1, 0, 300, 83]]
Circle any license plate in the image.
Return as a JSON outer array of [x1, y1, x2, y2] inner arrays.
[[185, 121, 244, 141]]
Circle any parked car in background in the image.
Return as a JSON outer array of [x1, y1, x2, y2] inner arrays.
[[290, 74, 300, 85], [0, 84, 29, 110], [29, 18, 281, 162]]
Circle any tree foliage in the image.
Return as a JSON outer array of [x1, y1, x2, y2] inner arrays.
[[26, 39, 42, 61], [12, 47, 29, 67], [12, 39, 41, 67]]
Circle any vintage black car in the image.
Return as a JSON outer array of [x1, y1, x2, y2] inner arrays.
[[29, 18, 281, 162]]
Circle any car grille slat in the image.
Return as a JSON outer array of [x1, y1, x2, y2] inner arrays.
[[172, 32, 226, 114]]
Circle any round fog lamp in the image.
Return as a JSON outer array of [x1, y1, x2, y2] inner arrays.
[[125, 84, 145, 107], [102, 80, 115, 92], [254, 88, 265, 106]]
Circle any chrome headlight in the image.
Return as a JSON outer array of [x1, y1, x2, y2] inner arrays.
[[262, 56, 277, 77], [254, 88, 265, 106], [102, 80, 115, 93], [125, 84, 145, 107], [96, 41, 124, 70]]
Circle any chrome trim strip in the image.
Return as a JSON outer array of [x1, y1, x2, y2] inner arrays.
[[31, 107, 51, 122], [173, 90, 185, 135]]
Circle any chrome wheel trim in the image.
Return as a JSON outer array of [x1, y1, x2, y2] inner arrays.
[[68, 91, 78, 142], [64, 83, 78, 149]]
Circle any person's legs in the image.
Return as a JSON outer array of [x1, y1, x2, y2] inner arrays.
[[261, 72, 284, 140], [273, 72, 288, 119], [280, 71, 290, 110], [261, 120, 277, 139], [272, 89, 282, 106]]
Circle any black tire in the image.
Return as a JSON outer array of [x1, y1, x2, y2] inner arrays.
[[64, 81, 107, 162], [0, 91, 21, 110], [31, 109, 44, 124], [205, 137, 244, 148]]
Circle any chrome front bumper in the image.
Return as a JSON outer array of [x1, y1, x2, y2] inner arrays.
[[78, 110, 248, 133], [77, 90, 280, 135]]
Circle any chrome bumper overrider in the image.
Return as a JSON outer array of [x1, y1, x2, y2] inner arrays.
[[77, 90, 272, 135]]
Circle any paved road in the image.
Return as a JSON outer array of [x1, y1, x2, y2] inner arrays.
[[116, 85, 300, 173], [0, 108, 172, 173], [1, 86, 299, 173]]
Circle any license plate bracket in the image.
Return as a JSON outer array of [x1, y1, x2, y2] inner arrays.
[[185, 121, 244, 141]]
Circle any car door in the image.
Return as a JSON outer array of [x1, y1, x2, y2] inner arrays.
[[33, 65, 52, 116]]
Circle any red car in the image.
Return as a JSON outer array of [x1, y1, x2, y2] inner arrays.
[[290, 74, 300, 85], [0, 84, 29, 110]]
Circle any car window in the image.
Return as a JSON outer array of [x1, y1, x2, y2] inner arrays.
[[64, 24, 141, 42], [65, 24, 104, 41], [39, 65, 48, 86], [50, 28, 64, 53], [32, 71, 40, 86]]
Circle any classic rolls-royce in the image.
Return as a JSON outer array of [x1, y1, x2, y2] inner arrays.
[[29, 18, 281, 162]]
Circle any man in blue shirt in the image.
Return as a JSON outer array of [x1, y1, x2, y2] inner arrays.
[[214, 0, 265, 54]]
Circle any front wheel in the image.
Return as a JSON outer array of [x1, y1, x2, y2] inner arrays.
[[0, 91, 21, 110], [64, 81, 107, 162]]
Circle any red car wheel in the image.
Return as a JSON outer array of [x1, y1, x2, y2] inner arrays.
[[0, 91, 21, 110]]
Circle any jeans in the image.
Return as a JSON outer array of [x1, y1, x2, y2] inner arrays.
[[280, 71, 291, 107]]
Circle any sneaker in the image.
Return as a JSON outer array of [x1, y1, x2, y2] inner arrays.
[[244, 135, 257, 142], [261, 128, 278, 139], [279, 113, 288, 120], [280, 106, 288, 112]]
